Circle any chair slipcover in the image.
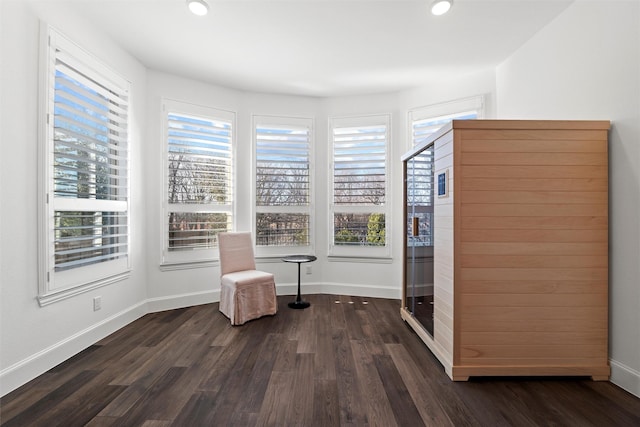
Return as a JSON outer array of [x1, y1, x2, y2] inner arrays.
[[218, 232, 277, 325]]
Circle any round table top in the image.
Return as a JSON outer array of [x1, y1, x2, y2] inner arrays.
[[281, 255, 317, 263]]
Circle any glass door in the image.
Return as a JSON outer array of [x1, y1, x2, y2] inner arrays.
[[404, 144, 435, 337]]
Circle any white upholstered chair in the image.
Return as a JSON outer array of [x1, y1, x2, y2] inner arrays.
[[218, 232, 277, 325]]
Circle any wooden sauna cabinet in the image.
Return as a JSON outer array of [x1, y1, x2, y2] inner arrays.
[[401, 119, 610, 381]]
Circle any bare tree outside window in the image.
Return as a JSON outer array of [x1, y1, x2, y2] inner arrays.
[[255, 121, 311, 247], [332, 122, 387, 247], [167, 112, 232, 251], [51, 64, 128, 271]]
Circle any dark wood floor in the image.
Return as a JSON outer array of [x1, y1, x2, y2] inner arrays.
[[2, 294, 639, 426]]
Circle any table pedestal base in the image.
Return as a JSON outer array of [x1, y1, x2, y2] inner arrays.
[[288, 300, 310, 309], [281, 255, 317, 311]]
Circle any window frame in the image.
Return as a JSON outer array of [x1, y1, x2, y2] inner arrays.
[[252, 115, 314, 258], [328, 114, 391, 259], [160, 99, 236, 267], [37, 24, 131, 306], [408, 95, 484, 149]]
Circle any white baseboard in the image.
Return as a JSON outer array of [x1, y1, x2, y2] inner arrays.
[[147, 283, 400, 313], [317, 282, 401, 300], [146, 289, 219, 313], [0, 301, 147, 397], [610, 358, 640, 398], [277, 281, 401, 300]]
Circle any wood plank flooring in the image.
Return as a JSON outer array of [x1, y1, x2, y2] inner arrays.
[[2, 294, 639, 426]]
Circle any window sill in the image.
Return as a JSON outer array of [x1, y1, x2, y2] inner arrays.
[[327, 256, 393, 264], [37, 271, 130, 307], [159, 260, 219, 272]]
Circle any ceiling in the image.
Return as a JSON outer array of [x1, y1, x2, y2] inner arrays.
[[30, 0, 574, 97]]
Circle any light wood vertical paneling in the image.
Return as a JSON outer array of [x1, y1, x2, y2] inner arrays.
[[403, 120, 610, 381], [434, 132, 455, 363], [454, 120, 609, 380]]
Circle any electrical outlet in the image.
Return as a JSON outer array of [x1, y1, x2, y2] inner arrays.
[[305, 265, 312, 275], [93, 296, 102, 311]]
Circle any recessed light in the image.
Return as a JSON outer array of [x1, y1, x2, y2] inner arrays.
[[187, 0, 209, 16], [431, 0, 452, 16]]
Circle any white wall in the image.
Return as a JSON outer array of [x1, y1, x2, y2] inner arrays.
[[143, 72, 498, 311], [0, 0, 497, 397], [0, 3, 496, 392], [143, 76, 407, 308], [144, 71, 329, 309], [496, 0, 640, 396], [5, 0, 636, 401], [400, 68, 498, 125], [0, 0, 148, 395]]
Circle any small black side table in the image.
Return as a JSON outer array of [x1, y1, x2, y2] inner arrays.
[[282, 255, 317, 309]]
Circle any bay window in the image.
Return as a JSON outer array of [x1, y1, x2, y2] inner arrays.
[[162, 99, 234, 265], [38, 26, 130, 305], [329, 115, 390, 258], [254, 116, 313, 256]]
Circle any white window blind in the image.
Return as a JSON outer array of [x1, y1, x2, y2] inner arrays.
[[330, 115, 389, 256], [163, 100, 234, 264], [412, 110, 478, 146], [409, 95, 484, 147], [406, 148, 435, 247], [333, 124, 386, 206], [39, 26, 130, 304], [254, 116, 312, 252]]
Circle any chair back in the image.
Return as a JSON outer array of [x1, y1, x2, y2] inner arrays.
[[218, 232, 257, 275]]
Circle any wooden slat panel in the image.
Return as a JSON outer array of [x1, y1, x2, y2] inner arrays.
[[458, 280, 607, 294], [452, 120, 610, 131], [460, 267, 607, 281], [461, 242, 608, 256], [457, 358, 609, 367], [406, 120, 610, 379], [435, 152, 453, 169], [434, 325, 453, 361], [461, 152, 606, 166], [461, 190, 607, 204], [461, 177, 608, 191], [460, 305, 606, 320], [460, 344, 607, 359], [461, 165, 607, 178], [459, 129, 608, 141], [460, 317, 607, 333], [461, 229, 607, 243], [461, 139, 607, 153], [459, 293, 607, 308], [461, 204, 607, 217], [434, 203, 453, 217], [434, 269, 453, 288], [460, 330, 607, 346], [460, 255, 607, 268], [433, 305, 453, 333], [435, 215, 453, 230], [434, 289, 453, 323], [461, 216, 607, 230], [433, 127, 456, 367], [455, 121, 609, 377]]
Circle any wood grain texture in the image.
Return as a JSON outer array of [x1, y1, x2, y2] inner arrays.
[[434, 130, 456, 364], [404, 120, 610, 380], [455, 120, 609, 375], [2, 296, 638, 426]]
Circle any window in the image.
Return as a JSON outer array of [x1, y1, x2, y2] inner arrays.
[[409, 95, 484, 147], [38, 26, 130, 305], [162, 100, 234, 265], [254, 116, 313, 256], [330, 115, 390, 258]]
